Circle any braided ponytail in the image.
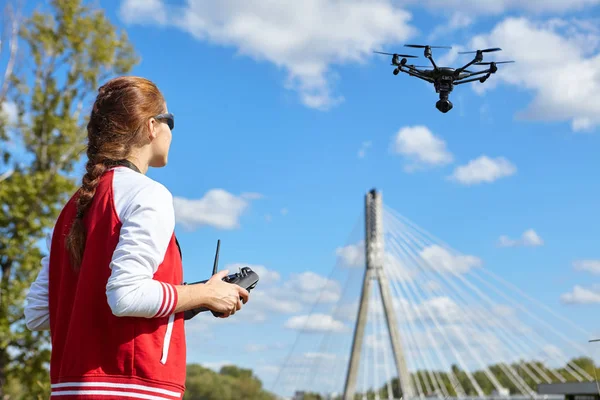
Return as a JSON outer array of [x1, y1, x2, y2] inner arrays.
[[65, 76, 167, 270], [66, 160, 108, 268]]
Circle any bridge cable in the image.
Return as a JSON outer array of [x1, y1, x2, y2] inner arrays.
[[384, 206, 584, 384], [383, 242, 458, 399], [269, 213, 364, 396], [380, 230, 482, 396], [385, 205, 594, 383], [373, 282, 395, 399], [385, 231, 489, 397], [384, 211, 539, 397], [384, 252, 448, 398]]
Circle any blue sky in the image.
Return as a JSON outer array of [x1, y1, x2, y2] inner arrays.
[[5, 0, 600, 397], [103, 0, 600, 396]]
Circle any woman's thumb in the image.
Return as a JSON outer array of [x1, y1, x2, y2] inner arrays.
[[212, 269, 229, 280]]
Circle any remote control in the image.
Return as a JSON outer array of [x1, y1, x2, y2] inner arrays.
[[183, 240, 259, 320]]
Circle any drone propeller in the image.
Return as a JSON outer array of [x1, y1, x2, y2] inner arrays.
[[405, 44, 452, 49], [374, 51, 418, 58], [458, 47, 502, 54], [475, 61, 514, 65]]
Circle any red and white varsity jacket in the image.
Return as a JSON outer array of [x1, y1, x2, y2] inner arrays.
[[24, 166, 187, 399]]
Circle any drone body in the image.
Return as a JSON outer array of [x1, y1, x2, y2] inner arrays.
[[375, 45, 514, 113]]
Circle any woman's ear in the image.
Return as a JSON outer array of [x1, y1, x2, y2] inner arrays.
[[146, 117, 158, 141]]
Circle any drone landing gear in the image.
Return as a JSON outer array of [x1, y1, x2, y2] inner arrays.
[[435, 91, 453, 113]]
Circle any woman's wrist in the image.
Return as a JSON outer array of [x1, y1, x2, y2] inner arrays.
[[173, 283, 211, 313]]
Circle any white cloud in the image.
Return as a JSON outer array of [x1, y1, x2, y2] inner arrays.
[[276, 352, 347, 385], [332, 301, 360, 322], [560, 285, 600, 304], [120, 0, 417, 110], [229, 266, 342, 320], [365, 332, 390, 351], [1, 101, 17, 125], [187, 266, 339, 323], [336, 240, 365, 268], [434, 44, 467, 68], [119, 0, 168, 23], [540, 344, 564, 361], [241, 192, 264, 200], [409, 0, 600, 19], [250, 291, 303, 316], [384, 251, 420, 281], [284, 313, 348, 333], [460, 17, 600, 131], [423, 280, 442, 292], [419, 245, 482, 274], [519, 229, 544, 246], [292, 271, 342, 304], [244, 342, 286, 353], [335, 240, 418, 281], [449, 155, 516, 185], [391, 126, 453, 172], [418, 296, 468, 324], [184, 316, 216, 337], [428, 13, 473, 40], [333, 295, 522, 352], [1, 101, 22, 153], [173, 189, 260, 230], [573, 260, 600, 274], [358, 141, 372, 159], [192, 263, 342, 324], [497, 229, 544, 247], [202, 360, 232, 372]]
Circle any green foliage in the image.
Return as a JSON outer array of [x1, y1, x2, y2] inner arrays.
[[0, 0, 138, 398], [183, 364, 277, 400]]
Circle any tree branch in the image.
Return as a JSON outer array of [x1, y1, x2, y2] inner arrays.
[[0, 0, 22, 103], [0, 169, 14, 183]]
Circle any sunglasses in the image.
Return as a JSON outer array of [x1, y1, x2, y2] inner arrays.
[[154, 113, 174, 130]]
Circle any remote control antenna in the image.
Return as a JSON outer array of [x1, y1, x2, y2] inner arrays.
[[212, 239, 220, 276]]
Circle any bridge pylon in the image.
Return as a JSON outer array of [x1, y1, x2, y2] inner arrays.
[[342, 189, 414, 400]]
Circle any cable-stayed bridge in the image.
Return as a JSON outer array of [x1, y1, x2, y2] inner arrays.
[[270, 189, 598, 400]]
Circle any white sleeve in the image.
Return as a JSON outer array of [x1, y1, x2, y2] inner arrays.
[[24, 229, 52, 331], [105, 180, 179, 318]]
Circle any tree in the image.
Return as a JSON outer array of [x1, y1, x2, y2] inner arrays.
[[183, 364, 277, 400], [0, 1, 20, 184], [0, 0, 138, 398]]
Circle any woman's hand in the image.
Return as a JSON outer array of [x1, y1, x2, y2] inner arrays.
[[200, 270, 250, 317], [173, 270, 250, 316]]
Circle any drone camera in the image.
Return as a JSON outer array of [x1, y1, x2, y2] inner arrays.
[[436, 98, 453, 113]]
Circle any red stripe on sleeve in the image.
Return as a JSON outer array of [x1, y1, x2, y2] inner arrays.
[[166, 283, 178, 315], [154, 282, 168, 318]]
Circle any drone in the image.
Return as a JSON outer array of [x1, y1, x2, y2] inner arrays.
[[374, 44, 514, 113]]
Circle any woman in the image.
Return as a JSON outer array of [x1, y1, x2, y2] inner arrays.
[[23, 76, 249, 399]]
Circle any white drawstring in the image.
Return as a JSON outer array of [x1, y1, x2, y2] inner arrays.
[[160, 314, 175, 364]]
